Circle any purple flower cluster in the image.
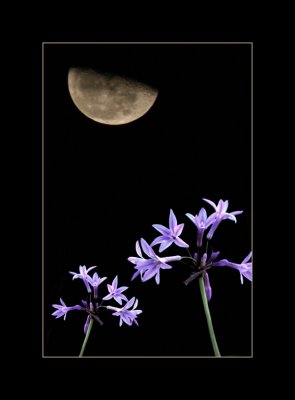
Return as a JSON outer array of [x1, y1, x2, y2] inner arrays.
[[52, 268, 142, 332], [128, 198, 252, 300]]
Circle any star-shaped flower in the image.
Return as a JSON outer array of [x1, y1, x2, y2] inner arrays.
[[151, 209, 189, 252], [88, 272, 107, 299], [51, 298, 84, 320], [203, 198, 243, 240], [186, 207, 216, 247], [213, 251, 252, 284], [107, 297, 142, 327], [69, 265, 97, 293], [102, 275, 129, 305], [128, 238, 181, 284]]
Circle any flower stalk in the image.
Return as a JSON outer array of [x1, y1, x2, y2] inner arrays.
[[79, 318, 94, 357], [198, 275, 221, 357]]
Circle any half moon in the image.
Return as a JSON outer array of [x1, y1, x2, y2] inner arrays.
[[68, 67, 158, 125]]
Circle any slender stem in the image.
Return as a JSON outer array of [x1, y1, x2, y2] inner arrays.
[[79, 318, 94, 357], [186, 248, 197, 265], [198, 276, 221, 357], [186, 248, 193, 258], [181, 256, 196, 262]]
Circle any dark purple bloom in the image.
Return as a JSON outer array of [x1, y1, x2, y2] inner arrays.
[[183, 251, 220, 302], [203, 272, 212, 301], [128, 238, 181, 284], [88, 272, 107, 299], [107, 297, 142, 327], [83, 302, 94, 334], [151, 209, 189, 252], [103, 275, 128, 305], [69, 265, 97, 293], [52, 298, 84, 320], [186, 208, 215, 247], [213, 251, 252, 284], [203, 198, 243, 240]]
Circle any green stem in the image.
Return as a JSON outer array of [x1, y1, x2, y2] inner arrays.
[[79, 318, 93, 357], [198, 276, 221, 357]]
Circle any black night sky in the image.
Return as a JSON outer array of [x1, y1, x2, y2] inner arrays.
[[44, 43, 251, 357]]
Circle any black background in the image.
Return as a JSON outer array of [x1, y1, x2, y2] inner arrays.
[[44, 43, 251, 357]]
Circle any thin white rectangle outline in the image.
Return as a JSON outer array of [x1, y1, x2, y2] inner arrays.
[[42, 41, 253, 358]]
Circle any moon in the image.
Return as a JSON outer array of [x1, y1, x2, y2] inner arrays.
[[68, 67, 158, 125]]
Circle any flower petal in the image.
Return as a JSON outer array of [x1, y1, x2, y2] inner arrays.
[[243, 268, 252, 282], [135, 260, 155, 270], [118, 286, 128, 292], [124, 297, 136, 309], [86, 266, 97, 274], [151, 236, 167, 246], [121, 313, 132, 326], [128, 256, 141, 264], [135, 240, 143, 258], [142, 265, 159, 281], [133, 298, 138, 309], [131, 270, 140, 281], [213, 258, 236, 268], [231, 210, 243, 216], [174, 237, 189, 248], [102, 293, 113, 301], [112, 276, 118, 289], [206, 217, 221, 240], [140, 238, 156, 258], [174, 223, 184, 236], [203, 198, 217, 210], [119, 293, 128, 302], [208, 250, 220, 263], [242, 251, 252, 264], [155, 271, 160, 285], [52, 310, 62, 318], [205, 213, 216, 227], [223, 213, 237, 223], [185, 213, 197, 225], [152, 224, 171, 235], [199, 208, 207, 222], [159, 263, 173, 269], [115, 296, 123, 305], [221, 200, 229, 213], [163, 255, 182, 262], [106, 305, 120, 311], [240, 273, 244, 285], [159, 240, 173, 252], [169, 209, 177, 230]]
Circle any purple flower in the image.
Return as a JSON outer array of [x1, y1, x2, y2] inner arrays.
[[88, 272, 107, 299], [102, 275, 128, 305], [151, 209, 189, 252], [186, 208, 216, 247], [203, 198, 243, 240], [213, 251, 252, 284], [51, 298, 84, 320], [107, 297, 142, 327], [128, 238, 181, 284], [69, 265, 97, 293]]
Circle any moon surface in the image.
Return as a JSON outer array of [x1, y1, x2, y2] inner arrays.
[[68, 67, 158, 125]]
